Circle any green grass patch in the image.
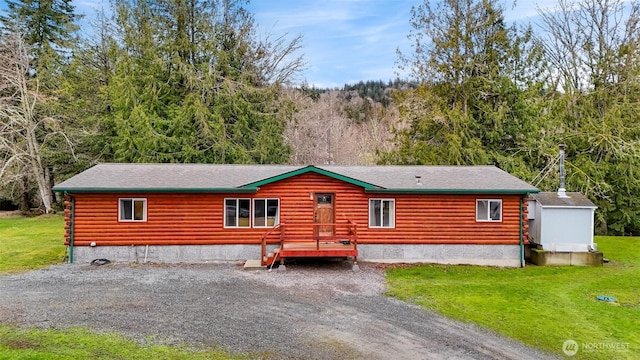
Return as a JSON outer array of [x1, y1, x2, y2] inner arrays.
[[0, 215, 66, 273], [0, 325, 245, 359], [386, 236, 640, 359]]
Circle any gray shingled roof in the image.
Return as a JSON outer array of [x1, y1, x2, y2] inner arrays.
[[53, 163, 539, 194], [318, 165, 538, 192], [531, 192, 597, 208]]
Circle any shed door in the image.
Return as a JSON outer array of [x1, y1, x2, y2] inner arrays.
[[314, 193, 334, 237]]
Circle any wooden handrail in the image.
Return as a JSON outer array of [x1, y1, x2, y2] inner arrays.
[[347, 220, 358, 246], [347, 220, 358, 263], [260, 222, 284, 266]]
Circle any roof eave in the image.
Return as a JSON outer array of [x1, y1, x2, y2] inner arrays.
[[52, 187, 259, 194], [539, 204, 598, 209], [365, 188, 540, 195]]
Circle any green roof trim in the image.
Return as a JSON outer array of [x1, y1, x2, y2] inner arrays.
[[365, 188, 540, 195], [241, 165, 380, 189], [52, 187, 259, 194]]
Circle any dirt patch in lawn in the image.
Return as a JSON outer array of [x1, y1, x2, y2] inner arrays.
[[0, 211, 21, 218]]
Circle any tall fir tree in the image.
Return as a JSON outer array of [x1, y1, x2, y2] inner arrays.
[[104, 0, 302, 164], [387, 0, 544, 179], [0, 0, 80, 82]]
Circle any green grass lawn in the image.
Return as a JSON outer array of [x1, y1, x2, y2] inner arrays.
[[0, 326, 245, 359], [0, 214, 66, 273], [386, 236, 640, 359]]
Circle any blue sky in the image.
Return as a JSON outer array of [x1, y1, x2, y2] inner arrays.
[[249, 0, 417, 88], [248, 0, 552, 88], [2, 0, 555, 88]]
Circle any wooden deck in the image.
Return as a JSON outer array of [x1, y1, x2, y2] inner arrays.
[[260, 221, 358, 266], [279, 240, 358, 258]]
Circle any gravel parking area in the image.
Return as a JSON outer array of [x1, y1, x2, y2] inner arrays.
[[0, 260, 557, 359]]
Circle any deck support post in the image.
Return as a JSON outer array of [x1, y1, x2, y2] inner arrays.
[[278, 258, 286, 271]]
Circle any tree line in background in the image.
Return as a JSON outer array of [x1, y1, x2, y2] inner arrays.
[[0, 0, 639, 235]]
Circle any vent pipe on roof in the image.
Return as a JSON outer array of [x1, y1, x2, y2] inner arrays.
[[415, 175, 422, 186], [558, 144, 568, 198]]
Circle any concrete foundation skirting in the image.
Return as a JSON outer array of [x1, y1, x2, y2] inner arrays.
[[529, 249, 603, 266], [71, 244, 522, 267], [358, 244, 521, 267], [71, 245, 280, 264]]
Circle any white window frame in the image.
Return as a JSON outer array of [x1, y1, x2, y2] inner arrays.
[[476, 199, 502, 222], [118, 198, 147, 222], [224, 198, 251, 228], [369, 198, 395, 228], [252, 198, 280, 228]]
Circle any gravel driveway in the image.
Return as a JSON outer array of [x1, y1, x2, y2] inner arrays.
[[0, 260, 557, 359]]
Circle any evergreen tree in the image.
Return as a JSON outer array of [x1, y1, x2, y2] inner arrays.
[[0, 0, 80, 80], [386, 0, 544, 178], [49, 9, 120, 174], [104, 0, 303, 164]]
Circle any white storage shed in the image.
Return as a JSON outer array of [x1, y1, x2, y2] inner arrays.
[[528, 192, 597, 252]]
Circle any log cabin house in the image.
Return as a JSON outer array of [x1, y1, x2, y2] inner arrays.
[[53, 164, 539, 267]]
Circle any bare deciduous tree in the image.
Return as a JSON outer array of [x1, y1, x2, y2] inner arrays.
[[0, 34, 72, 213], [254, 32, 306, 85], [284, 89, 397, 165], [538, 0, 640, 93]]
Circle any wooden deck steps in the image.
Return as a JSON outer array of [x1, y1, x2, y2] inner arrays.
[[261, 241, 358, 267]]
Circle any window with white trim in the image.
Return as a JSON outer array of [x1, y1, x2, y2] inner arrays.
[[225, 198, 251, 227], [119, 198, 146, 221], [253, 199, 280, 228], [369, 199, 395, 228], [476, 199, 502, 222]]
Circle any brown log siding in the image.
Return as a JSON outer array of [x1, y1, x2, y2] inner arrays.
[[66, 172, 527, 246]]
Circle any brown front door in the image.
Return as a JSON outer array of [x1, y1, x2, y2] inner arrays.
[[314, 193, 334, 237]]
